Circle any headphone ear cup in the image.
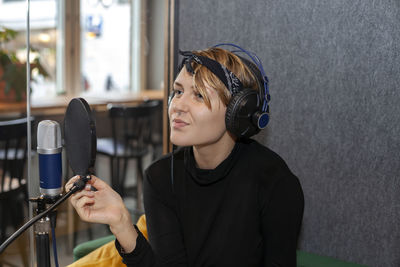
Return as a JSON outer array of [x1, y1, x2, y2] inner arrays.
[[225, 96, 237, 135], [225, 89, 261, 138]]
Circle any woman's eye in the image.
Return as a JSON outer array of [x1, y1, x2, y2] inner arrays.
[[195, 92, 203, 100], [173, 88, 183, 96]]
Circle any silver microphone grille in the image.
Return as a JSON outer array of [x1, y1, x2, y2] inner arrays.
[[37, 120, 62, 151]]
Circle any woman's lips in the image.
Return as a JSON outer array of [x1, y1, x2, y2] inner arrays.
[[172, 119, 189, 128]]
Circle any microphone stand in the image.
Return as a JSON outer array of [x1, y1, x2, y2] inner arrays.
[[0, 175, 91, 257], [30, 196, 60, 267]]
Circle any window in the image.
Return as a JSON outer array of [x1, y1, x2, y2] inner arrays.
[[0, 0, 164, 104]]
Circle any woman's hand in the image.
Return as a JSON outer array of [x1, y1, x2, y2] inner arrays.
[[65, 175, 138, 252], [65, 175, 126, 225]]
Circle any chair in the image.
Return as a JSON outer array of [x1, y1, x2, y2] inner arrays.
[[96, 101, 160, 211], [0, 117, 33, 267], [71, 214, 369, 267], [144, 100, 163, 160]]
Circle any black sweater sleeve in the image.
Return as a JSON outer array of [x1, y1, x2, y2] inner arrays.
[[115, 225, 155, 266], [117, 169, 188, 266], [261, 165, 304, 267]]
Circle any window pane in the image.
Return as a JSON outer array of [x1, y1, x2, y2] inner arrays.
[[80, 0, 132, 95], [0, 0, 60, 102]]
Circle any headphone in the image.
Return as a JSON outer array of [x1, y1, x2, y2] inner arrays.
[[215, 43, 270, 138], [172, 43, 270, 138]]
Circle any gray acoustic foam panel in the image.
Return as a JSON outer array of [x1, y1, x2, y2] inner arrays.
[[176, 0, 400, 266]]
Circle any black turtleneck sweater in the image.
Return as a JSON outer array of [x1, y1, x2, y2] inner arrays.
[[116, 139, 304, 266]]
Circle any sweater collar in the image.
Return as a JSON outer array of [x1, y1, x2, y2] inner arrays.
[[184, 141, 242, 185]]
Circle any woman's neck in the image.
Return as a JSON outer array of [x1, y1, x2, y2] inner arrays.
[[192, 132, 236, 170]]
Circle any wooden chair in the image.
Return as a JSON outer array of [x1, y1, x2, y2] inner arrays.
[[96, 101, 160, 211], [145, 100, 163, 161], [0, 117, 33, 267]]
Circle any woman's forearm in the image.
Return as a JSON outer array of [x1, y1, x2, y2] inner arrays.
[[109, 207, 139, 253]]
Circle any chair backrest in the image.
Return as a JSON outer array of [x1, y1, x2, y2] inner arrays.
[[0, 117, 32, 197], [144, 99, 163, 135], [108, 102, 159, 157]]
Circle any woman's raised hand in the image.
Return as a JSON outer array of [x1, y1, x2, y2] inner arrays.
[[65, 175, 132, 228], [65, 175, 138, 253]]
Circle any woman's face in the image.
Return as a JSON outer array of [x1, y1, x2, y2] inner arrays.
[[168, 68, 229, 147]]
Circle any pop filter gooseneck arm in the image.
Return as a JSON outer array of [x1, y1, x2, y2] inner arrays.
[[0, 98, 97, 255]]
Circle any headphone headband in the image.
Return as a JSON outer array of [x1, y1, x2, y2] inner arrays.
[[214, 43, 271, 113], [178, 50, 244, 96]]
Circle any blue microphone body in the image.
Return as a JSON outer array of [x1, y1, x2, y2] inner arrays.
[[37, 120, 63, 197]]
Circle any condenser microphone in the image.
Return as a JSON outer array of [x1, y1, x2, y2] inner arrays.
[[37, 120, 63, 198]]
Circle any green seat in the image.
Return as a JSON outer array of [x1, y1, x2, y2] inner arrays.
[[297, 250, 369, 267], [73, 235, 116, 262]]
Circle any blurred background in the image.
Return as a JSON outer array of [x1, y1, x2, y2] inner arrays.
[[0, 0, 399, 267], [0, 0, 166, 266]]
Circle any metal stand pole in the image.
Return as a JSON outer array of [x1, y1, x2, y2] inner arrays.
[[31, 197, 52, 267], [35, 233, 50, 267]]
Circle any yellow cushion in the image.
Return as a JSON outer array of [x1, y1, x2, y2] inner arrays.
[[136, 214, 148, 239], [67, 215, 148, 267]]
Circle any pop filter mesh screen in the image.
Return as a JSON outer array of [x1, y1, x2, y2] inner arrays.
[[64, 98, 96, 176]]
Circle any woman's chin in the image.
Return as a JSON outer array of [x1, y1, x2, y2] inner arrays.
[[171, 141, 192, 147], [170, 136, 192, 147]]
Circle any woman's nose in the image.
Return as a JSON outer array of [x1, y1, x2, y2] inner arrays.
[[171, 94, 189, 113]]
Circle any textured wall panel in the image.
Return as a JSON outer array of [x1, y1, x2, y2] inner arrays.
[[177, 0, 400, 266]]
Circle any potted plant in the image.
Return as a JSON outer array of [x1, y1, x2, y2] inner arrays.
[[0, 26, 48, 102]]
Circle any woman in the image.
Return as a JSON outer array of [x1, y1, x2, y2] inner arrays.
[[66, 46, 304, 266]]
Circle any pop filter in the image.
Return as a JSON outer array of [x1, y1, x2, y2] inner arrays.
[[64, 98, 96, 176]]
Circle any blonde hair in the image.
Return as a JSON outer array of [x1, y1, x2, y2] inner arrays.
[[187, 47, 259, 109]]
